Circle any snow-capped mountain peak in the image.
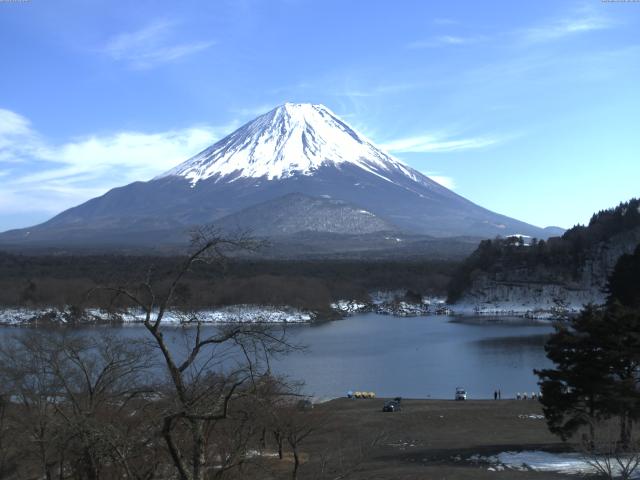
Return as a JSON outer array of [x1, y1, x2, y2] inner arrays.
[[1, 102, 553, 246], [159, 102, 419, 185]]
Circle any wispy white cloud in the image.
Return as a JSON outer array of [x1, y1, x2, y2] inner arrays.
[[412, 7, 614, 51], [0, 108, 32, 138], [103, 20, 215, 69], [380, 133, 500, 153], [407, 35, 484, 49], [0, 108, 238, 218], [0, 109, 43, 164], [17, 128, 224, 184], [337, 82, 425, 98], [423, 172, 456, 190], [520, 9, 614, 44]]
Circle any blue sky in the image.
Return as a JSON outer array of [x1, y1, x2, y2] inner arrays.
[[0, 0, 638, 231]]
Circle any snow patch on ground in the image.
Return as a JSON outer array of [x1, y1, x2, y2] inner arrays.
[[473, 450, 640, 477], [245, 450, 280, 459]]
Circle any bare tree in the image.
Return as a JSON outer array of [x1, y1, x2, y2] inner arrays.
[[310, 429, 389, 480], [246, 377, 319, 478], [100, 227, 295, 480], [284, 407, 319, 480], [48, 333, 156, 480], [0, 330, 156, 480], [0, 390, 15, 478], [0, 331, 66, 479]]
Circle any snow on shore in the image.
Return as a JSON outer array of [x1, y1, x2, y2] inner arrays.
[[1, 289, 582, 327], [330, 300, 369, 314], [331, 292, 451, 317], [330, 293, 572, 319], [332, 289, 583, 319], [114, 305, 314, 324], [450, 301, 581, 319], [0, 305, 314, 326]]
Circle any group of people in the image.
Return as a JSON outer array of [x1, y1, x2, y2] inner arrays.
[[493, 390, 542, 400], [516, 391, 541, 400]]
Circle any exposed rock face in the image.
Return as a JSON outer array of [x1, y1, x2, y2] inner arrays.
[[460, 279, 604, 311], [459, 227, 640, 310], [579, 228, 640, 290]]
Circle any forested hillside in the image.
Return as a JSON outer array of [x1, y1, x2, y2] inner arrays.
[[0, 253, 457, 313], [448, 198, 640, 305]]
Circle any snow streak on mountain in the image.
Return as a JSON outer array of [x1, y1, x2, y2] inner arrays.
[[159, 103, 422, 186]]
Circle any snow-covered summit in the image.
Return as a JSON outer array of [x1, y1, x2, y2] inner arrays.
[[0, 103, 552, 246], [158, 103, 420, 185]]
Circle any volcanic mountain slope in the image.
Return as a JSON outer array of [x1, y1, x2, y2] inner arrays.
[[0, 103, 554, 248], [214, 193, 395, 237]]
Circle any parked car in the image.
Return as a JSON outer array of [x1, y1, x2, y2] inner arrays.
[[382, 397, 402, 412], [455, 387, 467, 400]]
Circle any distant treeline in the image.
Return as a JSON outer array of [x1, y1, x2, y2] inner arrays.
[[447, 198, 640, 302], [0, 253, 458, 312]]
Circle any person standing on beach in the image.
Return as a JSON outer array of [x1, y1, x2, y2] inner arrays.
[[498, 389, 501, 400], [494, 390, 497, 400]]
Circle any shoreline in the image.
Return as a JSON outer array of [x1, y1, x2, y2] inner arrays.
[[0, 298, 579, 327], [0, 304, 316, 327]]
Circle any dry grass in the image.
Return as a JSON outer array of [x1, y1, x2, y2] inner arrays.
[[289, 398, 578, 479]]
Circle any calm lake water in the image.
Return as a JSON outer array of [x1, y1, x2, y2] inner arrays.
[[272, 313, 554, 400], [0, 313, 554, 400]]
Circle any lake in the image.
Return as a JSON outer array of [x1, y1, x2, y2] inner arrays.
[[0, 313, 554, 400], [272, 313, 554, 400]]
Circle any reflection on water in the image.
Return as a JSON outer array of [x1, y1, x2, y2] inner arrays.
[[451, 315, 555, 326], [0, 313, 555, 400], [473, 333, 551, 350], [467, 334, 552, 373]]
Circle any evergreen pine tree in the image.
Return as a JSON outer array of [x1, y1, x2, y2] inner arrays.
[[536, 244, 640, 446]]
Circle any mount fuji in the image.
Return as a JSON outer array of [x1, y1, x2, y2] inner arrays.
[[0, 103, 556, 251]]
